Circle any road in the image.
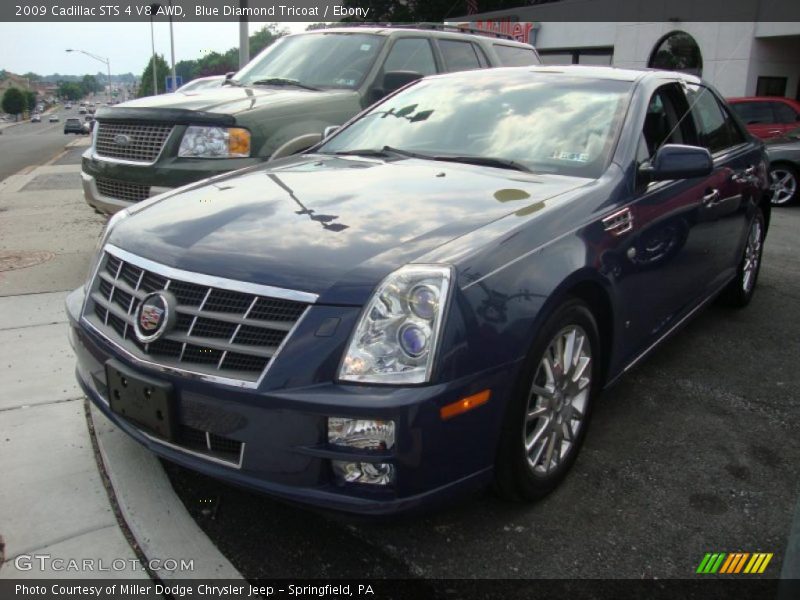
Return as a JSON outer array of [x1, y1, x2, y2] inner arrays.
[[0, 110, 85, 180]]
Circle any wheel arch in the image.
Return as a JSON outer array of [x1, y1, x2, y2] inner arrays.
[[526, 270, 615, 388]]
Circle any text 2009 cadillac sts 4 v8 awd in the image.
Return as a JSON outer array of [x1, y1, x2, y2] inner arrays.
[[67, 66, 770, 515]]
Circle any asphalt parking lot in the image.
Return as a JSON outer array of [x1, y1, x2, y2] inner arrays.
[[165, 207, 800, 581]]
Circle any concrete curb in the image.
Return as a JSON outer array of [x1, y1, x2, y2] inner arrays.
[[90, 404, 246, 581]]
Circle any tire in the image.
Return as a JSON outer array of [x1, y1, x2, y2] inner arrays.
[[718, 210, 766, 308], [768, 163, 798, 206], [494, 299, 601, 501]]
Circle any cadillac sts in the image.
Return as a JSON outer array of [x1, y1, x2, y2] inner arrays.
[[67, 66, 770, 514]]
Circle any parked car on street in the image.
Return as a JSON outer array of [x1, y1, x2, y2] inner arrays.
[[728, 96, 800, 140], [67, 66, 770, 514], [65, 102, 73, 109], [30, 113, 41, 123], [764, 126, 800, 205], [64, 117, 84, 134], [175, 75, 226, 93], [49, 114, 60, 122], [80, 25, 540, 214]]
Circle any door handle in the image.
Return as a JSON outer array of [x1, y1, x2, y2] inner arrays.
[[702, 188, 721, 207], [732, 165, 756, 184]]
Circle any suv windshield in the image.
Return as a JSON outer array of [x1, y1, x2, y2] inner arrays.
[[319, 71, 632, 178], [235, 33, 385, 90]]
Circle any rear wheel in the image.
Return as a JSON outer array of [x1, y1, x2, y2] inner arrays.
[[768, 164, 798, 206], [718, 210, 765, 308], [495, 299, 600, 501]]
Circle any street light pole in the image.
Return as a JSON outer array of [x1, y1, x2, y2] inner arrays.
[[149, 7, 159, 94], [65, 48, 112, 103], [168, 0, 177, 91]]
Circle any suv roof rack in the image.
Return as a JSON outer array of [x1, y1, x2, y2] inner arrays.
[[338, 22, 518, 41]]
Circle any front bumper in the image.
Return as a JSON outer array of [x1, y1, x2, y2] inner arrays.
[[66, 287, 516, 515], [81, 149, 262, 214]]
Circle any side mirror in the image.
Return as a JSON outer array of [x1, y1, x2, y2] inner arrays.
[[383, 71, 423, 94], [370, 71, 424, 103], [323, 125, 339, 139], [224, 72, 235, 80], [640, 144, 713, 181]]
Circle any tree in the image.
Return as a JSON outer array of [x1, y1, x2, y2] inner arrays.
[[81, 74, 101, 95], [249, 23, 288, 56], [138, 54, 170, 97], [305, 23, 332, 31], [2, 88, 25, 117], [57, 81, 83, 101], [24, 90, 37, 111]]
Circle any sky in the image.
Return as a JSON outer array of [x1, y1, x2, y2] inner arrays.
[[0, 21, 311, 77]]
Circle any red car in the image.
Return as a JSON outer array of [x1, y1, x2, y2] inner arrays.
[[727, 97, 800, 140]]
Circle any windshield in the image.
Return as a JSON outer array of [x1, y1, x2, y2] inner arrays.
[[235, 33, 385, 90], [319, 72, 633, 178]]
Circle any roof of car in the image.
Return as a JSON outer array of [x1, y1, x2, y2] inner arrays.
[[295, 26, 534, 48], [424, 64, 703, 84], [728, 96, 800, 106]]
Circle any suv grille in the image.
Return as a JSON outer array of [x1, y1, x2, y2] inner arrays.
[[95, 121, 173, 163], [95, 177, 151, 203], [83, 250, 311, 383]]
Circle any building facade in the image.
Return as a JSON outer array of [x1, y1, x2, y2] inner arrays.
[[454, 2, 800, 99]]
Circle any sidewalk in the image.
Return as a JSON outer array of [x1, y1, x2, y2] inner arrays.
[[0, 141, 242, 580]]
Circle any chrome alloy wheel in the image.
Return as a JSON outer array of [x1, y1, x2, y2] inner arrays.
[[769, 168, 797, 205], [742, 217, 763, 294], [524, 325, 592, 476]]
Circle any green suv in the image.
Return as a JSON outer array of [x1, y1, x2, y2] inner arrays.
[[81, 25, 539, 214]]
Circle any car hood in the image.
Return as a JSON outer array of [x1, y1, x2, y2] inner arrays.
[[116, 85, 358, 115], [110, 156, 590, 305]]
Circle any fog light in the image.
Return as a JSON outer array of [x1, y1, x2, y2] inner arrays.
[[328, 418, 395, 451], [332, 461, 395, 485]]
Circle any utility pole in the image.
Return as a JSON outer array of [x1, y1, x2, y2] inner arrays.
[[239, 0, 249, 69]]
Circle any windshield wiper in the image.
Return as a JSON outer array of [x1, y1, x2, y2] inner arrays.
[[330, 146, 433, 159], [249, 78, 320, 91], [431, 155, 532, 173]]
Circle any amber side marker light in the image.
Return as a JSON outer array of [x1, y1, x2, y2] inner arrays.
[[440, 389, 491, 420]]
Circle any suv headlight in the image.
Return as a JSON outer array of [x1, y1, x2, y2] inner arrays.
[[339, 265, 452, 385], [178, 126, 251, 158]]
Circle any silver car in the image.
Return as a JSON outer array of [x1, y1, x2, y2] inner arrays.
[[766, 126, 800, 205]]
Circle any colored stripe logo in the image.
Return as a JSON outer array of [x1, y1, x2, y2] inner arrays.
[[696, 552, 773, 574]]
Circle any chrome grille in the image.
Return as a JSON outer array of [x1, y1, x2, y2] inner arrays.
[[83, 249, 311, 383], [95, 121, 173, 163], [95, 177, 151, 203]]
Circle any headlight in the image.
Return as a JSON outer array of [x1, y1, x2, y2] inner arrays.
[[84, 209, 129, 290], [178, 126, 250, 158], [339, 265, 452, 384]]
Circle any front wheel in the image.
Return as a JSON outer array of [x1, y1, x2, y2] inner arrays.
[[494, 299, 600, 501], [718, 211, 766, 308]]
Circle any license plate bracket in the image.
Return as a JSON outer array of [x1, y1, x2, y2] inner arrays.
[[106, 360, 176, 442]]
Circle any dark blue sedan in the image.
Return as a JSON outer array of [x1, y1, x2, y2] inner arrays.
[[66, 66, 770, 514]]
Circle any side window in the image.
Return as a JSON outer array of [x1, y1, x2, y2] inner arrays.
[[731, 101, 774, 124], [774, 102, 800, 124], [383, 38, 437, 76], [439, 40, 482, 72], [493, 44, 538, 67], [640, 85, 690, 160], [687, 86, 745, 153]]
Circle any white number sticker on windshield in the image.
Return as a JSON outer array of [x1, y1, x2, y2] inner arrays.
[[360, 44, 372, 51], [551, 150, 590, 162]]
